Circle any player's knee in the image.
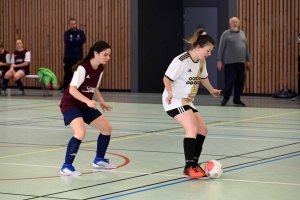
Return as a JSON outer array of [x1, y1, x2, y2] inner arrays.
[[13, 76, 19, 81], [185, 126, 198, 137], [74, 129, 86, 140], [103, 123, 112, 135], [198, 126, 208, 136]]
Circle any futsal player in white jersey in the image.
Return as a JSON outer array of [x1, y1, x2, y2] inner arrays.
[[162, 28, 221, 179]]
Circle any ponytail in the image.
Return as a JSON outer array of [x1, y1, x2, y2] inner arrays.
[[72, 41, 111, 72], [72, 46, 95, 72], [184, 28, 215, 49]]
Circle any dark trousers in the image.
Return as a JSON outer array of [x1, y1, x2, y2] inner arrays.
[[63, 58, 80, 90], [223, 62, 245, 101]]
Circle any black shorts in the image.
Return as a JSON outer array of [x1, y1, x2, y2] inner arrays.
[[0, 69, 8, 77], [62, 107, 102, 126], [14, 68, 29, 75], [166, 105, 198, 118]]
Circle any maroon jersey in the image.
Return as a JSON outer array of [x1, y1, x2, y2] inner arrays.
[[0, 50, 9, 71], [60, 61, 104, 113], [13, 49, 30, 72]]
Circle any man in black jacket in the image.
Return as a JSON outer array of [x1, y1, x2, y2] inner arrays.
[[62, 18, 86, 93]]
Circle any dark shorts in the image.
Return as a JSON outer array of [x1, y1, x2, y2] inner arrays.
[[0, 69, 8, 77], [166, 105, 198, 118], [14, 68, 29, 75], [62, 107, 102, 126]]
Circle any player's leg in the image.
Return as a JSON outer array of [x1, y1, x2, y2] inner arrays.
[[1, 70, 14, 95], [192, 110, 208, 176], [84, 108, 115, 169], [172, 106, 205, 178], [13, 69, 26, 96], [60, 108, 86, 176]]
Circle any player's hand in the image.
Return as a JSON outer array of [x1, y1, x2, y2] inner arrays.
[[210, 89, 221, 98], [100, 102, 113, 112], [166, 93, 173, 105], [86, 100, 97, 109], [217, 61, 223, 71]]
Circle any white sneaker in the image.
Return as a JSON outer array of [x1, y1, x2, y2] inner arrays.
[[93, 157, 116, 169], [60, 164, 82, 176]]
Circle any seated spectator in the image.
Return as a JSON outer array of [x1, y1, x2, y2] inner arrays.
[[1, 39, 30, 96], [0, 40, 10, 80]]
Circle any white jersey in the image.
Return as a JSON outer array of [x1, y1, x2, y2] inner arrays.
[[162, 52, 208, 111]]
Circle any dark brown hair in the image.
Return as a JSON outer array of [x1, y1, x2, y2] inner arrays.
[[72, 41, 111, 72]]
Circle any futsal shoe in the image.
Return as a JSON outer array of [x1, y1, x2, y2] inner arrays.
[[93, 157, 116, 169], [0, 90, 5, 96], [60, 164, 82, 176], [17, 90, 24, 96], [193, 164, 207, 177], [183, 166, 205, 179], [233, 99, 246, 106]]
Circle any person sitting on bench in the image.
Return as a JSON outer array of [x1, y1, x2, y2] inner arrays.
[[0, 40, 10, 81], [1, 39, 30, 96]]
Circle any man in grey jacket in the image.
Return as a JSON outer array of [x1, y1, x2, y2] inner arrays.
[[217, 17, 250, 106]]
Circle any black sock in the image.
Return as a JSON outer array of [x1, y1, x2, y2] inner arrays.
[[1, 78, 9, 90], [15, 79, 24, 91], [183, 138, 196, 169], [194, 134, 206, 166], [64, 137, 82, 165]]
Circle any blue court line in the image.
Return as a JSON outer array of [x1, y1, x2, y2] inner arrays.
[[100, 153, 300, 200]]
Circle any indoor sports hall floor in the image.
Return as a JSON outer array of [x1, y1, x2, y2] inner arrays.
[[0, 89, 300, 200]]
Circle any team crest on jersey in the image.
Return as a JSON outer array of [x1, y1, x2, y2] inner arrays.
[[77, 35, 80, 38]]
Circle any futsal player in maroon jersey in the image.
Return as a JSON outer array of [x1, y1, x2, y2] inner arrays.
[[59, 41, 115, 176]]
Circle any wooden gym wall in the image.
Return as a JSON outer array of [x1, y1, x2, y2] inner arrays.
[[237, 0, 299, 94], [0, 0, 130, 90]]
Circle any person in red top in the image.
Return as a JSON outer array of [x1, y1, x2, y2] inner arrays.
[[1, 39, 30, 96], [59, 41, 115, 176], [0, 40, 10, 78]]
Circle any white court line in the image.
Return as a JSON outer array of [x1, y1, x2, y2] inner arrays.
[[0, 162, 182, 178], [220, 178, 300, 186], [209, 127, 300, 133], [158, 134, 300, 142]]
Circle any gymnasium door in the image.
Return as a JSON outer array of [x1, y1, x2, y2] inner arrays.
[[184, 7, 218, 90]]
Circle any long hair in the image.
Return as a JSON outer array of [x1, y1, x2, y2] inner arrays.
[[184, 28, 215, 49], [72, 41, 111, 72], [0, 40, 3, 48]]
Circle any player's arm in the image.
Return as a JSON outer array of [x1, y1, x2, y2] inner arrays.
[[163, 76, 173, 95], [94, 73, 112, 111], [11, 52, 30, 68], [200, 64, 221, 97], [69, 66, 96, 108], [201, 78, 221, 98], [163, 58, 184, 104]]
